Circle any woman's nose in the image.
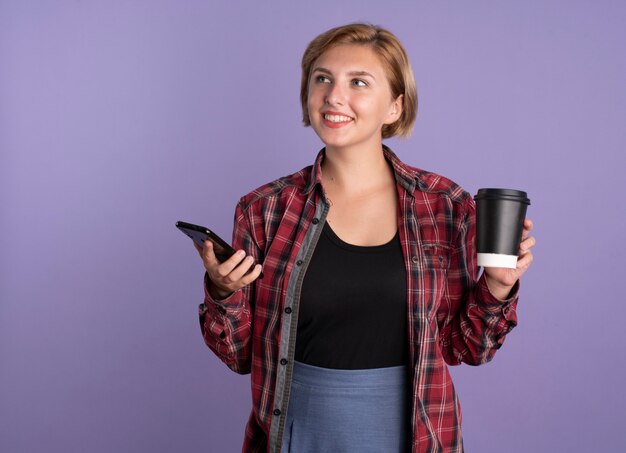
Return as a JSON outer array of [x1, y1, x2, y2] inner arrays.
[[324, 83, 346, 106]]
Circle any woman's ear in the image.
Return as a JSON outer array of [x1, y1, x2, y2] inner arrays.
[[385, 94, 404, 124]]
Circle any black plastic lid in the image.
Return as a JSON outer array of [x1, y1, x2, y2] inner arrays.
[[474, 188, 530, 205]]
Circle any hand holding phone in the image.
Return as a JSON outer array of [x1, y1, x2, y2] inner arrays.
[[176, 221, 263, 298], [176, 221, 237, 262]]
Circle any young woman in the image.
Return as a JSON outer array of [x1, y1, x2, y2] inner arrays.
[[195, 23, 535, 453]]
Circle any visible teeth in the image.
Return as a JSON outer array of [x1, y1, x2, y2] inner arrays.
[[324, 114, 352, 123]]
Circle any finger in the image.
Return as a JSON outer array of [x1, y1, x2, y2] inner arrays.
[[523, 218, 533, 230], [521, 219, 534, 241], [516, 250, 533, 274], [519, 235, 536, 253], [240, 264, 263, 286], [211, 262, 263, 297], [522, 218, 533, 236], [213, 249, 247, 279], [202, 240, 225, 272], [225, 255, 257, 282]]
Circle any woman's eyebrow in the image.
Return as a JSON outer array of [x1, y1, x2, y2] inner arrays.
[[348, 70, 376, 80], [312, 67, 332, 75], [312, 67, 376, 80]]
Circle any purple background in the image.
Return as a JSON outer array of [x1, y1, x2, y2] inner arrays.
[[2, 1, 625, 452]]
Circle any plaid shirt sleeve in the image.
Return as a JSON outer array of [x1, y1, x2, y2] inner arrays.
[[198, 200, 261, 375], [438, 192, 519, 366]]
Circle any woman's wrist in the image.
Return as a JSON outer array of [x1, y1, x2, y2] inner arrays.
[[205, 272, 234, 300], [208, 282, 233, 300], [483, 273, 515, 301]]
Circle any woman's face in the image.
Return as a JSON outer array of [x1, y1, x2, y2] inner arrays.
[[307, 44, 402, 152]]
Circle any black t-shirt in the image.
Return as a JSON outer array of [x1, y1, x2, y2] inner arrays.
[[295, 222, 408, 369]]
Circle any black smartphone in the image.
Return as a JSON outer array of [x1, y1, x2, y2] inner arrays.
[[176, 221, 236, 262]]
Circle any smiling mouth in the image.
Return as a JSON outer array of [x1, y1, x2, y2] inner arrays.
[[323, 113, 354, 123]]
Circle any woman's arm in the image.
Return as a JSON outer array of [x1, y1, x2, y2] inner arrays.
[[438, 196, 535, 366], [196, 201, 263, 374]]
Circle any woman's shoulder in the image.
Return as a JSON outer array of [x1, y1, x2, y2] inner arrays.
[[399, 163, 475, 226], [413, 166, 470, 203], [387, 149, 471, 205], [237, 165, 315, 211]]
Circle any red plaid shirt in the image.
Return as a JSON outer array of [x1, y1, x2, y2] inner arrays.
[[199, 147, 519, 453]]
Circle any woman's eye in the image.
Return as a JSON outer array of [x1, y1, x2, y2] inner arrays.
[[352, 79, 367, 87], [315, 75, 331, 84]]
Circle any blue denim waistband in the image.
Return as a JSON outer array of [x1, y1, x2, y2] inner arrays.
[[291, 360, 409, 390]]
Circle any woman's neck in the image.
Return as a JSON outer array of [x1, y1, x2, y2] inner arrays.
[[321, 144, 393, 194]]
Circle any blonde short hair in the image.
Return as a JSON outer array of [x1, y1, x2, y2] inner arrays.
[[300, 23, 418, 139]]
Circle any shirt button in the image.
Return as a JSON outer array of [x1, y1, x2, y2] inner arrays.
[[280, 358, 288, 365], [284, 307, 292, 314], [503, 306, 510, 314], [296, 260, 303, 266], [312, 218, 319, 224], [273, 409, 281, 416], [412, 256, 419, 264]]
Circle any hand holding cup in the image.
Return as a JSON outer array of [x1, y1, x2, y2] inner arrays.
[[482, 218, 535, 299], [474, 188, 535, 299]]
